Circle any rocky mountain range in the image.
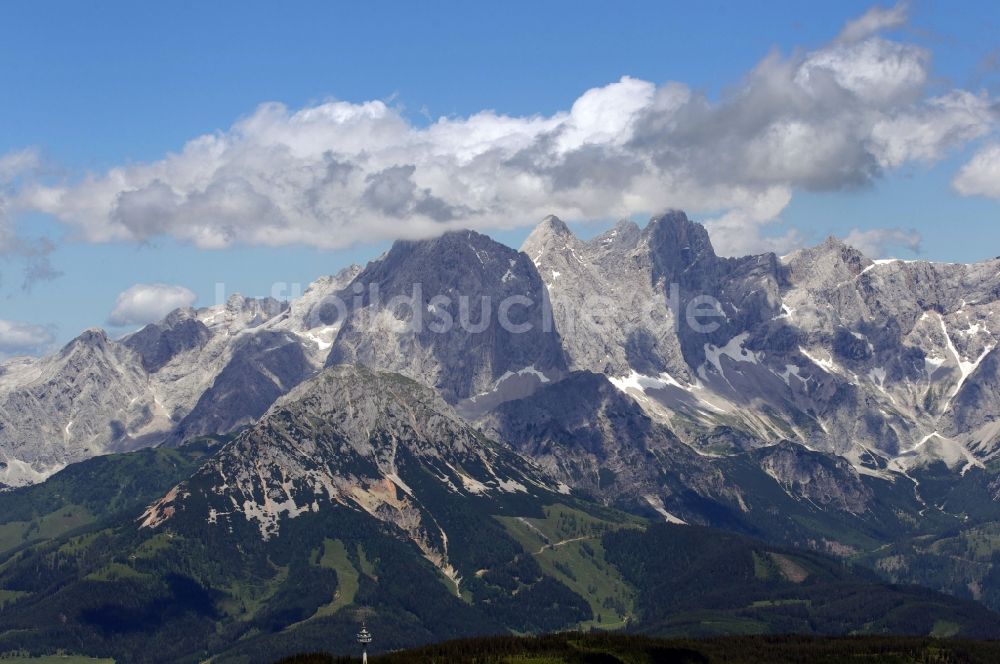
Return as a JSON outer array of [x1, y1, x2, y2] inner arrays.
[[0, 214, 994, 494], [0, 212, 1000, 580], [5, 212, 997, 482], [0, 266, 359, 486], [526, 212, 1000, 474], [5, 211, 999, 496], [4, 211, 1000, 639]]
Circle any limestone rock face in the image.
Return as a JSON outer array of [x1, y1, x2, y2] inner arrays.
[[521, 215, 690, 381], [0, 329, 153, 486], [326, 229, 567, 405], [523, 213, 1000, 478], [481, 370, 743, 517]]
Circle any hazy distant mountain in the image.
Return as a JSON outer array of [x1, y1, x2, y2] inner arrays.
[[0, 267, 359, 487]]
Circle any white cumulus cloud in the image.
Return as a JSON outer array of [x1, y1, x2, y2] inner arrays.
[[837, 1, 909, 43], [953, 144, 1000, 199], [108, 283, 197, 327], [0, 319, 55, 357], [8, 3, 997, 258]]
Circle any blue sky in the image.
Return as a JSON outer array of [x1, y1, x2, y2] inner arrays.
[[1, 1, 999, 352]]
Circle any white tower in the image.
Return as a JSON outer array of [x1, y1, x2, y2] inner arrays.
[[356, 623, 373, 663]]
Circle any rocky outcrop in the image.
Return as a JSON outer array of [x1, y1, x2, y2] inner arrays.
[[168, 329, 314, 442], [521, 215, 690, 380], [754, 441, 873, 514], [481, 370, 743, 519], [122, 309, 212, 373]]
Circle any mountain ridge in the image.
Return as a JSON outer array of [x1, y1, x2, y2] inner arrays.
[[10, 211, 998, 487], [4, 211, 1000, 635]]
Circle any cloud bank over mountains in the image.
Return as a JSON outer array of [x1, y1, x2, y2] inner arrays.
[[2, 3, 996, 263]]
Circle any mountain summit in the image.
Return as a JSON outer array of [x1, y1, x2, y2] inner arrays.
[[142, 364, 559, 591], [327, 229, 567, 405]]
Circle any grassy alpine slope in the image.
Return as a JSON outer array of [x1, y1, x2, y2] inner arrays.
[[0, 479, 996, 663]]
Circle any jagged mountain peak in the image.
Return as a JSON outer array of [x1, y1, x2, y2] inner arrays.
[[303, 264, 363, 294], [272, 363, 463, 433], [788, 233, 871, 264], [415, 227, 501, 250], [522, 216, 583, 264], [587, 218, 642, 253], [820, 234, 855, 251], [161, 306, 198, 325], [613, 217, 640, 232], [326, 225, 566, 404], [122, 309, 211, 374], [783, 234, 873, 290], [343, 226, 534, 300], [0, 325, 156, 486], [642, 209, 718, 266], [224, 292, 287, 318], [66, 327, 111, 349], [539, 214, 571, 234], [373, 228, 526, 279], [55, 328, 129, 365]]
